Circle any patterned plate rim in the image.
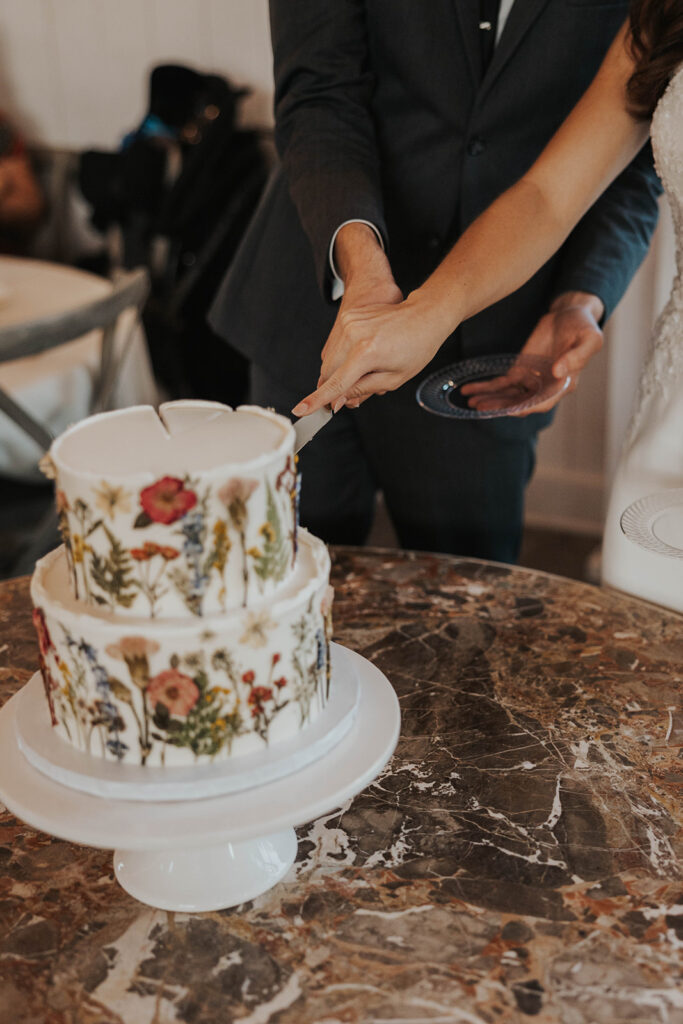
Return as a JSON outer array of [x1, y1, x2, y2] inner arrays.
[[415, 354, 570, 420], [620, 489, 683, 559]]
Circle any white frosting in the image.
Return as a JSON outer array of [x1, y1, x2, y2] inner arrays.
[[52, 402, 293, 477]]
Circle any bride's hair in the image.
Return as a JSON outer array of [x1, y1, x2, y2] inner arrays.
[[628, 0, 683, 118]]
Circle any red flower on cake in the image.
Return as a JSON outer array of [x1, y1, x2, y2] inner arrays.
[[274, 677, 287, 690], [55, 490, 69, 514], [242, 670, 255, 685], [147, 669, 199, 717], [130, 541, 181, 561], [159, 545, 180, 560], [248, 686, 273, 706], [140, 477, 197, 525], [130, 545, 152, 561], [276, 457, 297, 494], [32, 608, 58, 725], [32, 608, 54, 658]]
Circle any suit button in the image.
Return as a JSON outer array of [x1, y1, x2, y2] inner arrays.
[[467, 136, 486, 156], [428, 235, 441, 250]]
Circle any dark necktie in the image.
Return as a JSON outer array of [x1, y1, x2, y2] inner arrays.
[[479, 0, 501, 72]]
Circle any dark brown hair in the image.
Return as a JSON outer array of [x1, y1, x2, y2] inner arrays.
[[628, 0, 683, 119]]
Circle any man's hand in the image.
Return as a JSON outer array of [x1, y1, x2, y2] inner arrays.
[[291, 290, 450, 417], [322, 222, 402, 406], [463, 290, 604, 416]]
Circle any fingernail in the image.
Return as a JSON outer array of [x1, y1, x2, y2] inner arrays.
[[333, 397, 346, 413], [292, 402, 308, 416], [555, 364, 566, 378]]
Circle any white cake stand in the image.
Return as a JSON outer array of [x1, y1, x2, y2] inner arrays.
[[0, 645, 400, 912]]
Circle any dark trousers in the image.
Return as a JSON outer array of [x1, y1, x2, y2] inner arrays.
[[251, 365, 536, 563]]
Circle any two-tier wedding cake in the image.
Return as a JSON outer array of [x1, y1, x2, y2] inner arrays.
[[30, 401, 333, 768]]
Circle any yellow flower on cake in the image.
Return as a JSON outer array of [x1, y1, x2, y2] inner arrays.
[[259, 522, 276, 544], [38, 453, 57, 480], [72, 535, 85, 564]]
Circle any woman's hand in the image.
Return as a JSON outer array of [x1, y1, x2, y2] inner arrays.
[[461, 291, 604, 416], [292, 294, 451, 416]]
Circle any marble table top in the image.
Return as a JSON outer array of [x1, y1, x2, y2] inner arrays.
[[0, 549, 681, 1024]]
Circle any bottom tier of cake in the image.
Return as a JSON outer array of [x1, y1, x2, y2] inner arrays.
[[30, 530, 332, 767]]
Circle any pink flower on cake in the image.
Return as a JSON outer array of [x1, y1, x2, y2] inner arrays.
[[147, 669, 199, 717], [218, 477, 258, 507], [218, 478, 258, 532], [106, 636, 160, 661], [106, 636, 160, 689], [140, 477, 197, 525]]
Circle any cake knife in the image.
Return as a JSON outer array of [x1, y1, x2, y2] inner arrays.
[[293, 404, 333, 453]]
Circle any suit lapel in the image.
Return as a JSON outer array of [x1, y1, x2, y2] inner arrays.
[[452, 0, 483, 89], [480, 0, 553, 100]]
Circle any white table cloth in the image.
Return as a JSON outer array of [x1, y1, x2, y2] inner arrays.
[[0, 256, 158, 479]]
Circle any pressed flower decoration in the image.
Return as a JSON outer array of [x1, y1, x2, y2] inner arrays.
[[94, 483, 132, 520], [147, 668, 200, 717], [35, 576, 330, 765], [49, 453, 296, 617]]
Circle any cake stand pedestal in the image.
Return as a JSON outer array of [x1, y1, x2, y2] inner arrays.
[[113, 832, 299, 912], [0, 646, 400, 912]]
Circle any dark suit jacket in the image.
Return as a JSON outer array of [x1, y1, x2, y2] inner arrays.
[[210, 0, 661, 421]]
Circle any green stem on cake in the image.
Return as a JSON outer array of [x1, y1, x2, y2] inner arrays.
[[239, 528, 248, 607], [126, 699, 146, 762], [140, 690, 151, 765]]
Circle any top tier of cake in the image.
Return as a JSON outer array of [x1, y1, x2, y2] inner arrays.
[[48, 401, 298, 619]]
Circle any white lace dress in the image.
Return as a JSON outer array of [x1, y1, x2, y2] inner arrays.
[[602, 66, 683, 612]]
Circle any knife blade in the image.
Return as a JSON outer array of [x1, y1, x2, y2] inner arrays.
[[293, 405, 333, 453]]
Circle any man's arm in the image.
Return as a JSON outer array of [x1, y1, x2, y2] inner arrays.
[[270, 0, 388, 299]]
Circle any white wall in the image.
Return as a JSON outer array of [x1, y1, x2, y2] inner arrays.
[[0, 0, 675, 535], [0, 0, 274, 149]]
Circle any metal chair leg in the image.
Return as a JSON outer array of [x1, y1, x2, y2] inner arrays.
[[0, 388, 53, 453]]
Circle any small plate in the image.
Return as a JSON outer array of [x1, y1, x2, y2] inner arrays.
[[620, 489, 683, 559], [416, 353, 570, 419]]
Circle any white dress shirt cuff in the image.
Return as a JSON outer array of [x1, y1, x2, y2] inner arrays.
[[329, 219, 385, 301]]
